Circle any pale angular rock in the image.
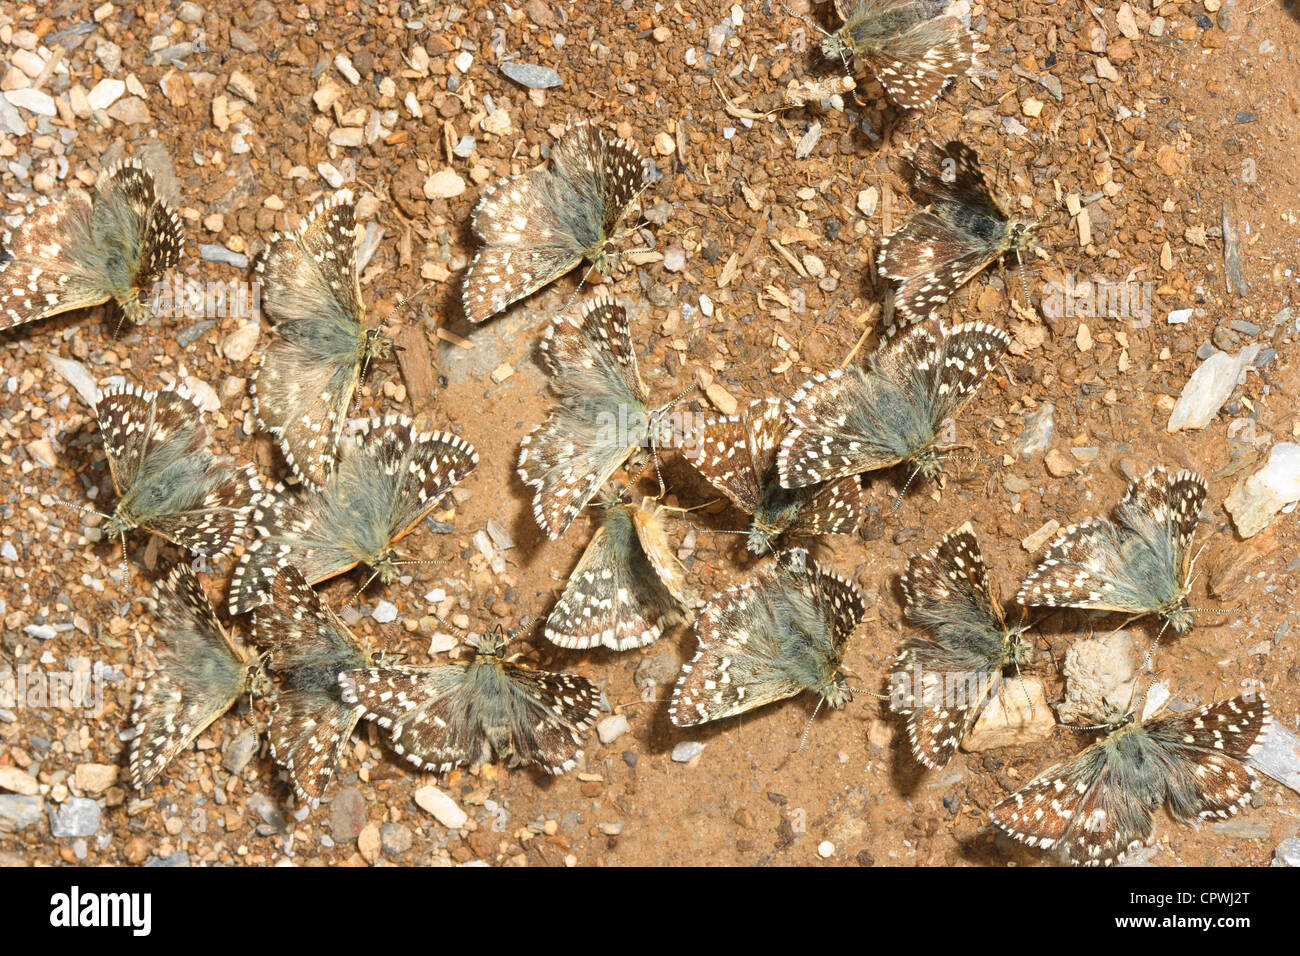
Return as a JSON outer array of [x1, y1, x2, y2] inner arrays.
[[86, 77, 125, 111], [1057, 631, 1140, 725], [414, 785, 467, 828], [4, 88, 56, 116], [423, 168, 466, 199], [962, 677, 1055, 752], [1166, 344, 1260, 432], [1225, 443, 1300, 538]]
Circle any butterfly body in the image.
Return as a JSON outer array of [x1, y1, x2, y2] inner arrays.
[[821, 1, 973, 109], [253, 190, 392, 489], [545, 487, 688, 650], [462, 123, 649, 323], [254, 566, 373, 806], [778, 320, 1008, 489], [229, 415, 477, 614], [519, 294, 669, 539], [339, 628, 601, 775], [1018, 468, 1207, 635], [95, 383, 260, 557], [0, 158, 184, 329], [990, 695, 1271, 865], [130, 562, 262, 791], [879, 141, 1035, 321], [670, 549, 865, 726], [892, 524, 1031, 768]]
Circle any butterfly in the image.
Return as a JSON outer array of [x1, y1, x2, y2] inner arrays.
[[670, 548, 865, 727], [462, 121, 651, 323], [254, 565, 374, 807], [0, 157, 184, 329], [990, 694, 1271, 866], [228, 415, 477, 615], [878, 141, 1037, 322], [253, 189, 393, 489], [544, 485, 690, 651], [339, 624, 602, 775], [130, 562, 263, 791], [518, 293, 674, 540], [777, 319, 1008, 489], [1018, 468, 1208, 635], [686, 397, 866, 554], [819, 1, 974, 109], [95, 382, 262, 557], [891, 524, 1032, 770]]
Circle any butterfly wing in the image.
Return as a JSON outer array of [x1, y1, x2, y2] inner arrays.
[[1017, 517, 1164, 616], [687, 413, 761, 513], [141, 462, 263, 557], [130, 562, 252, 790], [354, 416, 479, 547], [908, 141, 1004, 214], [494, 662, 602, 773], [254, 191, 367, 489], [227, 482, 364, 615], [857, 16, 973, 109], [1143, 695, 1271, 821], [1114, 467, 1207, 589], [549, 121, 647, 244], [339, 663, 481, 773], [778, 367, 906, 487], [545, 499, 686, 651], [0, 194, 110, 328], [255, 566, 371, 806]]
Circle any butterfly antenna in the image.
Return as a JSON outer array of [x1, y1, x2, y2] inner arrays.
[[1139, 618, 1172, 673], [432, 611, 470, 639], [794, 696, 825, 756], [48, 495, 113, 523], [561, 261, 600, 315], [889, 464, 924, 514], [345, 568, 384, 608], [764, 366, 794, 404]]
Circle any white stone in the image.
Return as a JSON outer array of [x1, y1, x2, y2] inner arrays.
[[221, 322, 260, 362], [86, 78, 125, 111], [4, 88, 56, 116], [1167, 308, 1193, 324], [372, 600, 398, 624], [414, 785, 467, 829], [596, 715, 629, 745], [1225, 442, 1300, 538], [1166, 344, 1260, 432], [817, 841, 834, 858]]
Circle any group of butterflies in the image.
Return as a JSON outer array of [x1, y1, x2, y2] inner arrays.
[[0, 0, 1276, 865]]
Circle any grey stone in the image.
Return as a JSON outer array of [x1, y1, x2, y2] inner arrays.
[[330, 786, 367, 841], [221, 728, 259, 775], [381, 822, 413, 857], [199, 244, 249, 268], [95, 40, 123, 74], [175, 320, 216, 349], [1057, 631, 1140, 725], [247, 792, 287, 831], [1250, 721, 1300, 795], [671, 741, 705, 763], [1208, 818, 1271, 839], [50, 797, 100, 838], [0, 795, 43, 832], [500, 61, 563, 89], [145, 849, 191, 867], [1013, 403, 1054, 457], [1273, 838, 1300, 867]]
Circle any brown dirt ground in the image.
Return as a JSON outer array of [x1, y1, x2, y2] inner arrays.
[[1, 0, 1298, 867]]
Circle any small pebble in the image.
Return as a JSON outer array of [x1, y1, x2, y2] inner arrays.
[[415, 785, 468, 829], [671, 741, 705, 763], [372, 600, 398, 624], [597, 715, 629, 745], [817, 841, 835, 859], [500, 61, 563, 89]]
